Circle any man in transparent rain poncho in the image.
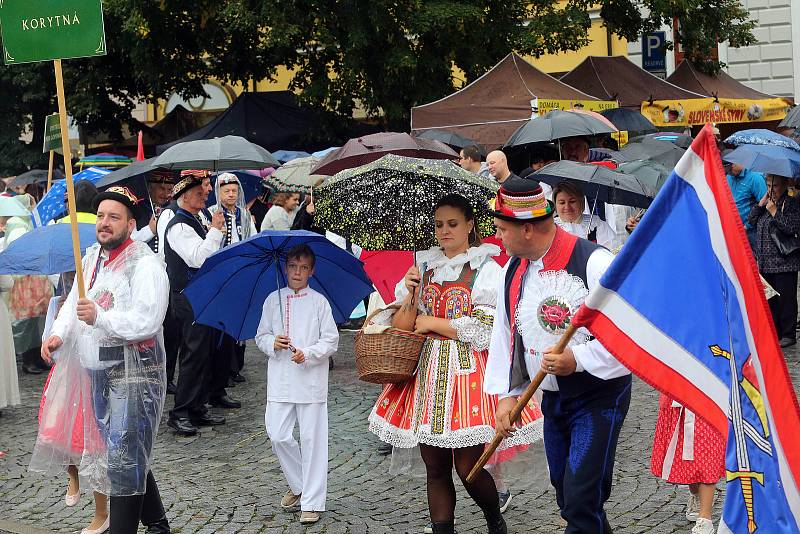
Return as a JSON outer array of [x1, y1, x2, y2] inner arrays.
[[34, 186, 171, 534]]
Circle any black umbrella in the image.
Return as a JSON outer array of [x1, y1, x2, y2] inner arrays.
[[95, 157, 166, 188], [600, 108, 656, 133], [616, 160, 671, 192], [614, 137, 686, 170], [630, 132, 693, 149], [415, 129, 484, 153], [314, 154, 498, 251], [504, 109, 617, 149], [9, 169, 65, 188], [534, 160, 654, 209]]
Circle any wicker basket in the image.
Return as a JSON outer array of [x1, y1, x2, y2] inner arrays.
[[354, 309, 426, 384]]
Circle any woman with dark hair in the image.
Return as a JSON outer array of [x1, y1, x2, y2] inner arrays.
[[552, 181, 615, 248], [748, 173, 800, 348], [369, 194, 543, 534]]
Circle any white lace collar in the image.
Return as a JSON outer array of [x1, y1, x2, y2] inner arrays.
[[416, 243, 500, 284]]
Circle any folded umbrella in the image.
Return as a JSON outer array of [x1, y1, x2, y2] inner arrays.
[[311, 132, 458, 176], [535, 160, 655, 209], [724, 129, 800, 151], [183, 230, 374, 341], [504, 109, 617, 149], [0, 223, 97, 275], [154, 135, 280, 171], [723, 145, 800, 178], [599, 108, 657, 133]]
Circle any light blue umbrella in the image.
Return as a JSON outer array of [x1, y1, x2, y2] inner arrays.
[[272, 150, 311, 163], [0, 223, 97, 275], [725, 129, 800, 152], [723, 145, 800, 178], [0, 196, 31, 217], [35, 167, 111, 225]]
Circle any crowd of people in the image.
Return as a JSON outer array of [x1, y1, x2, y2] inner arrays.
[[0, 122, 797, 534]]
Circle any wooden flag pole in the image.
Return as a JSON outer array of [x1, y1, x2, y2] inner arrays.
[[46, 150, 55, 192], [53, 59, 85, 298], [466, 324, 578, 483]]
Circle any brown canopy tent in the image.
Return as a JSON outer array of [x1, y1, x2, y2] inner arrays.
[[411, 53, 603, 148], [666, 60, 786, 101], [561, 56, 706, 108]]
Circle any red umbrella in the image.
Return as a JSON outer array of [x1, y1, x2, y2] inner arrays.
[[361, 240, 509, 304], [311, 132, 458, 176]]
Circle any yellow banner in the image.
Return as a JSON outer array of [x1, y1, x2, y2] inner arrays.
[[641, 98, 790, 127], [534, 98, 618, 116]]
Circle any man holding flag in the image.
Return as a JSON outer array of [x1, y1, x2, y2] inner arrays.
[[569, 125, 800, 533], [484, 177, 631, 533]]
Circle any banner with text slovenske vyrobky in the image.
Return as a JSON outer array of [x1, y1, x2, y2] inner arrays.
[[573, 125, 800, 533]]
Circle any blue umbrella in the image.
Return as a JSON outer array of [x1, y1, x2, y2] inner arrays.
[[725, 129, 800, 151], [272, 150, 312, 163], [311, 146, 339, 158], [183, 230, 374, 341], [36, 167, 111, 225], [0, 223, 97, 275], [723, 145, 800, 178]]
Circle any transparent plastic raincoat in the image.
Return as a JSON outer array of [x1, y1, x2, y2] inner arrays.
[[30, 239, 169, 496]]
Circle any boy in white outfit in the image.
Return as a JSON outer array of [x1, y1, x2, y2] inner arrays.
[[255, 244, 339, 525]]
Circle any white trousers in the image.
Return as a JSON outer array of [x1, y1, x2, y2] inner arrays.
[[265, 401, 328, 511]]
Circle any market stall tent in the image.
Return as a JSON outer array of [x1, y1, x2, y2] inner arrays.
[[411, 53, 607, 149], [561, 56, 706, 108]]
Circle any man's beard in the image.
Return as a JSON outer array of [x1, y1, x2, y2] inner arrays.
[[98, 231, 128, 251]]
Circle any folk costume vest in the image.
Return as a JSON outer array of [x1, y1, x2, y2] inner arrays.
[[504, 227, 603, 398], [164, 208, 207, 292]]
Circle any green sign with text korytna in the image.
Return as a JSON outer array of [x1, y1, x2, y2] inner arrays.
[[0, 0, 106, 64]]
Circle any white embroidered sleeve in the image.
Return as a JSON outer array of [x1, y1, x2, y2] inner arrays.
[[450, 306, 495, 351]]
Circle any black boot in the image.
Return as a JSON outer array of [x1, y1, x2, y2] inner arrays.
[[484, 506, 507, 534], [140, 472, 171, 534], [431, 521, 455, 534]]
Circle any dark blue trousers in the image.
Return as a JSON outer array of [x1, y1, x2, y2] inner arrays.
[[541, 375, 632, 534]]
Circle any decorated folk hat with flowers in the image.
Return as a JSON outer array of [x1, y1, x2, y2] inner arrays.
[[173, 169, 210, 199], [490, 176, 554, 222], [92, 185, 141, 215]]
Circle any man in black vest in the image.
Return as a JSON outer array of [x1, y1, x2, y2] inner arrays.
[[132, 170, 175, 252], [484, 177, 631, 534], [164, 171, 233, 436]]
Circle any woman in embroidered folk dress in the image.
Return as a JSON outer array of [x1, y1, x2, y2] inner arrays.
[[369, 194, 543, 534], [651, 394, 725, 534]]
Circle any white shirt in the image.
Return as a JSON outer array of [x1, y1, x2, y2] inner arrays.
[[49, 241, 170, 370], [255, 287, 339, 403], [260, 205, 294, 232], [164, 214, 224, 270], [131, 225, 155, 243], [156, 207, 212, 256], [555, 214, 616, 249], [484, 247, 629, 396]]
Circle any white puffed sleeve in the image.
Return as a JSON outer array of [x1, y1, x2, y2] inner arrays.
[[449, 260, 502, 351]]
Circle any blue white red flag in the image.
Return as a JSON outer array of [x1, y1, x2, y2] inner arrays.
[[573, 124, 800, 533]]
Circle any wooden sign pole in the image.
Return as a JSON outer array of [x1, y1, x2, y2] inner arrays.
[[53, 59, 86, 298], [46, 150, 55, 192], [466, 324, 578, 483]]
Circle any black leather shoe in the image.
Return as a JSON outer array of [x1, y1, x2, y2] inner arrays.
[[22, 363, 43, 375], [231, 373, 246, 383], [166, 381, 177, 395], [377, 442, 392, 455], [144, 518, 171, 534], [167, 417, 198, 436], [210, 395, 241, 409], [191, 413, 226, 426], [780, 338, 796, 348]]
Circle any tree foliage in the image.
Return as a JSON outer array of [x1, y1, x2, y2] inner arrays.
[[0, 0, 755, 175]]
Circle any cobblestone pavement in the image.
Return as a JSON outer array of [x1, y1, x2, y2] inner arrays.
[[2, 332, 799, 534]]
